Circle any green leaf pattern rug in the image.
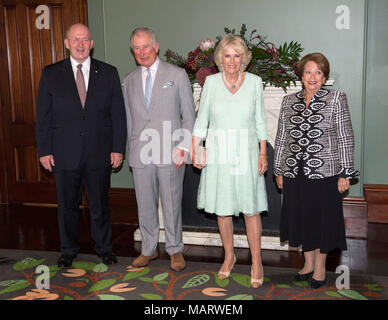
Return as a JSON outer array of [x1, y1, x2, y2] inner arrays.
[[0, 250, 386, 300]]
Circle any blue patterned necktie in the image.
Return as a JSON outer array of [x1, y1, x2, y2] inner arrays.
[[144, 68, 152, 110]]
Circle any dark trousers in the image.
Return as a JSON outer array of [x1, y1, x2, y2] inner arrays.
[[54, 158, 112, 257]]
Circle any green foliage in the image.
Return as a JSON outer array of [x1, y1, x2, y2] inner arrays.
[[292, 280, 309, 287], [225, 294, 253, 300], [0, 280, 30, 295], [98, 294, 126, 300], [166, 24, 303, 91], [230, 273, 251, 288], [93, 263, 108, 273], [13, 258, 45, 271], [140, 293, 163, 300], [181, 274, 210, 288], [222, 24, 303, 91], [123, 268, 150, 281], [338, 289, 368, 300], [364, 283, 383, 291], [72, 261, 97, 271], [88, 278, 117, 293], [325, 291, 343, 298], [214, 272, 229, 288]]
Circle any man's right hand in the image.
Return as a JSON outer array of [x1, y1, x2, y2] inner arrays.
[[39, 155, 55, 172]]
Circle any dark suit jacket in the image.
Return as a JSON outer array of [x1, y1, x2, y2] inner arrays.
[[35, 58, 127, 170]]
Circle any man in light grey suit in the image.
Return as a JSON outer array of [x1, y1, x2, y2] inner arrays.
[[123, 27, 195, 271]]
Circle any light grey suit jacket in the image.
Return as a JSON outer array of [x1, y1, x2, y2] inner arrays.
[[123, 60, 195, 168]]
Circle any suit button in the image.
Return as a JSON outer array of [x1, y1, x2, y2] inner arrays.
[[80, 132, 84, 136]]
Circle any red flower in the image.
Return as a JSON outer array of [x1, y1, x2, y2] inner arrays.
[[187, 47, 201, 72], [196, 67, 214, 86], [210, 66, 218, 74]]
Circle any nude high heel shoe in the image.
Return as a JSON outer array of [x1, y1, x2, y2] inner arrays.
[[251, 265, 264, 288], [218, 254, 237, 280]]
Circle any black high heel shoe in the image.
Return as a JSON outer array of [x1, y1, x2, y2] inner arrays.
[[311, 277, 326, 289], [293, 271, 313, 282]]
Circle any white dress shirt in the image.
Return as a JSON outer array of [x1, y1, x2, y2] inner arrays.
[[70, 56, 91, 91], [141, 57, 160, 94]]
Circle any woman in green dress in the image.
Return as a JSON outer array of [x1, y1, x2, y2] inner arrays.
[[191, 34, 268, 288]]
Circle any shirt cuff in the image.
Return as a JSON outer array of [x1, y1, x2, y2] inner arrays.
[[177, 146, 189, 152]]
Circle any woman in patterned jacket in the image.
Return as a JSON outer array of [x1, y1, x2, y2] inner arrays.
[[273, 52, 359, 289]]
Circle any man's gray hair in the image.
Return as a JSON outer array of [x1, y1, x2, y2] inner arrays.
[[130, 27, 158, 49]]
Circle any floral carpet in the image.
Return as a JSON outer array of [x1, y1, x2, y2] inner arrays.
[[0, 249, 387, 301]]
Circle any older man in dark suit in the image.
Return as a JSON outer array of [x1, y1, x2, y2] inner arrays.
[[35, 23, 127, 268]]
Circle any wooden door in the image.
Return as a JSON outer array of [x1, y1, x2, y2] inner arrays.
[[0, 0, 88, 204]]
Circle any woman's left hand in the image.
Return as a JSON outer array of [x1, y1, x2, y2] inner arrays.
[[258, 154, 268, 176], [338, 177, 350, 193]]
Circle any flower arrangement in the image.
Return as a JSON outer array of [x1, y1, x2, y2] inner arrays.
[[165, 38, 217, 86], [165, 24, 304, 91]]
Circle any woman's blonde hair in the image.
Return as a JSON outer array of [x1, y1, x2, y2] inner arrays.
[[214, 34, 252, 72]]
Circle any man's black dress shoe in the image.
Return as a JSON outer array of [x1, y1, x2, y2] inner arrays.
[[100, 252, 118, 265], [293, 271, 313, 282], [57, 255, 75, 268], [311, 277, 326, 289]]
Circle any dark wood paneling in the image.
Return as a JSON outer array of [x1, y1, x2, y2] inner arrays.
[[364, 184, 388, 223], [343, 196, 368, 239], [0, 97, 8, 203], [71, 0, 88, 25], [21, 187, 139, 224], [108, 188, 138, 225]]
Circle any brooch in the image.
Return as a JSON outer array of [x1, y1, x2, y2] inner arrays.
[[163, 81, 175, 88]]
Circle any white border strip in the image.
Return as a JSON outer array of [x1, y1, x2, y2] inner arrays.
[[133, 228, 297, 251]]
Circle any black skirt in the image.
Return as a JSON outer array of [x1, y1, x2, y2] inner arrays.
[[280, 174, 347, 253]]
